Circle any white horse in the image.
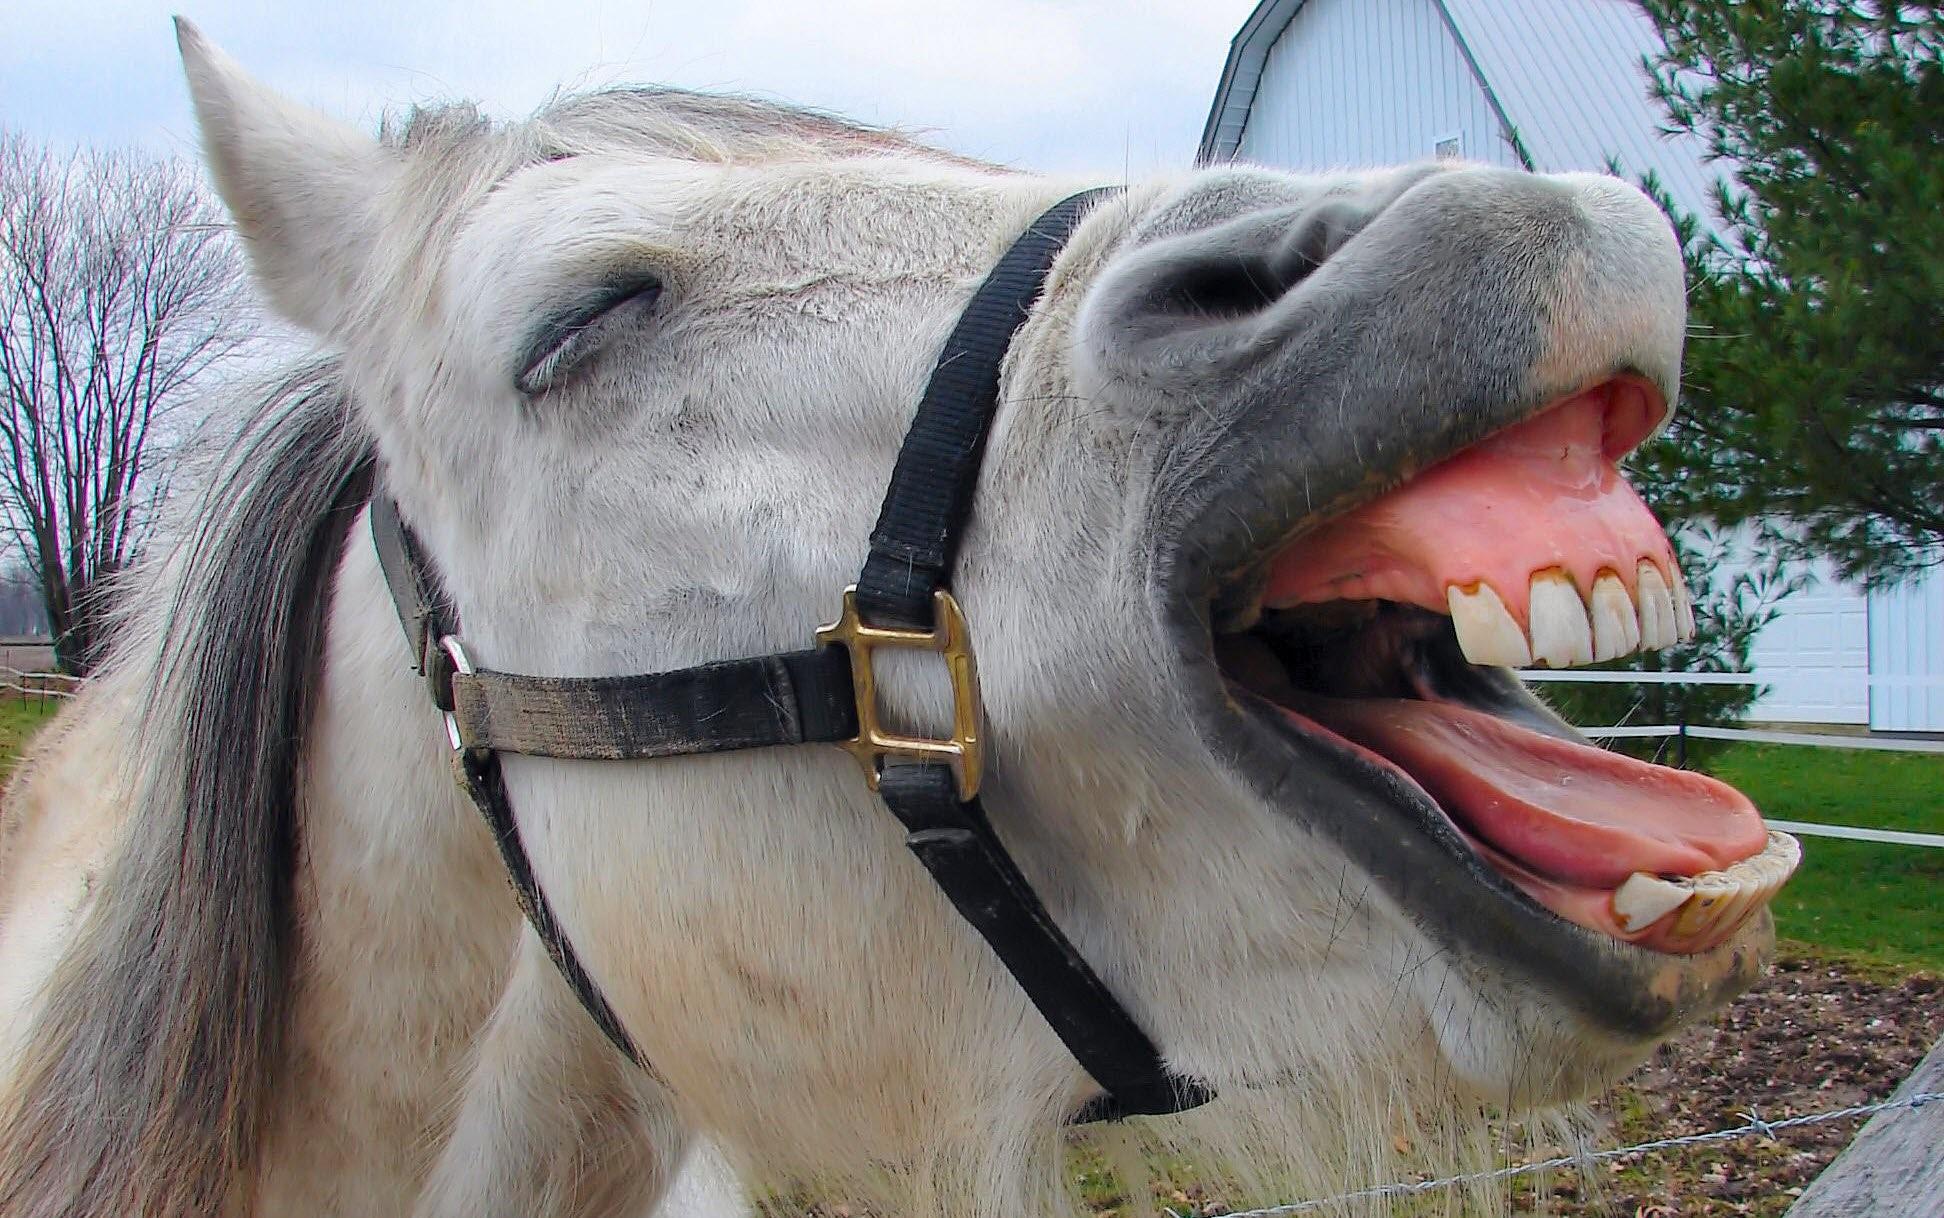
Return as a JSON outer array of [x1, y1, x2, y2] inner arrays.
[[0, 20, 1797, 1218]]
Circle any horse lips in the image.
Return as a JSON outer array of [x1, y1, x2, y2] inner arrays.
[[1253, 380, 1777, 953]]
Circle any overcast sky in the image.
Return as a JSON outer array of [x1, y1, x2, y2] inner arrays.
[[5, 0, 1259, 174]]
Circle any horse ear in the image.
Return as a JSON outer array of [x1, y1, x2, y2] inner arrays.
[[175, 18, 397, 335]]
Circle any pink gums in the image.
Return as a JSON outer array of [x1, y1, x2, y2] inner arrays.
[[1263, 378, 1677, 621]]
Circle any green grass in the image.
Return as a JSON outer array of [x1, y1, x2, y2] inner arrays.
[[0, 695, 61, 782], [1705, 743, 1944, 973]]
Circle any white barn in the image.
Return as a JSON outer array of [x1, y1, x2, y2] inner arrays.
[[1198, 0, 1944, 732]]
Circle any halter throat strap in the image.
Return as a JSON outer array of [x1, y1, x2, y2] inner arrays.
[[372, 187, 1212, 1123]]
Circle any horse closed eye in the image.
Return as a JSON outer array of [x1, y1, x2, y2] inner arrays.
[[516, 273, 664, 395]]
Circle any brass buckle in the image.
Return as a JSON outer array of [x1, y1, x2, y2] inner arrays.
[[815, 586, 984, 801]]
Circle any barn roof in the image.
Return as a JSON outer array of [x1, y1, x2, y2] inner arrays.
[[1197, 0, 1724, 224]]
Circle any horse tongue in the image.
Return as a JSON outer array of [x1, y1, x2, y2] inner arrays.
[[1287, 695, 1768, 888]]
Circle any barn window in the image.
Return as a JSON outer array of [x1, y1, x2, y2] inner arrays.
[[1434, 133, 1463, 160]]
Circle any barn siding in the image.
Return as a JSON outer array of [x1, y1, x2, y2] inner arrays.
[[1869, 567, 1944, 731], [1745, 575, 1872, 725], [1237, 0, 1518, 170], [1437, 0, 1724, 223]]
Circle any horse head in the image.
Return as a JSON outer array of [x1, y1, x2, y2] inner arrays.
[[2, 24, 1791, 1215]]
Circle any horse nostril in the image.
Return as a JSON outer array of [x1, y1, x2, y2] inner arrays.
[[1145, 200, 1370, 324], [1157, 257, 1285, 319]]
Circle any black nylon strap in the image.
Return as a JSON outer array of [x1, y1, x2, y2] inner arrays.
[[878, 766, 1214, 1118], [851, 187, 1211, 1121], [449, 648, 856, 760], [856, 188, 1117, 631], [459, 748, 653, 1074]]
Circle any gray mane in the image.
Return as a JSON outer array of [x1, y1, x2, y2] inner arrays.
[[0, 360, 375, 1215]]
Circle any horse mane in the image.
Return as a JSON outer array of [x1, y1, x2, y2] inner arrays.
[[0, 360, 374, 1216]]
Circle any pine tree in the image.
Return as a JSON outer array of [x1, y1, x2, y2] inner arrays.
[[1545, 2, 1940, 747], [1631, 0, 1943, 584]]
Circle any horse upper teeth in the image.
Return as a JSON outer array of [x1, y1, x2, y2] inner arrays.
[[1445, 582, 1531, 667], [1589, 572, 1641, 662], [1610, 831, 1802, 941], [1671, 568, 1696, 641], [1526, 570, 1594, 668], [1636, 561, 1677, 650], [1446, 559, 1689, 670]]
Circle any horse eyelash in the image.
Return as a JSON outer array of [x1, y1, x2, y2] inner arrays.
[[515, 274, 664, 396]]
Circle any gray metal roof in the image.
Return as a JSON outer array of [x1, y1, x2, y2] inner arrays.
[[1196, 0, 1311, 166], [1198, 0, 1725, 223]]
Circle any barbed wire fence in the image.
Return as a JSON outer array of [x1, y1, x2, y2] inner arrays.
[[1164, 1090, 1943, 1218]]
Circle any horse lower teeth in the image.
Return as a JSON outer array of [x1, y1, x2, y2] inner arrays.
[[1612, 872, 1690, 931], [1610, 831, 1802, 939]]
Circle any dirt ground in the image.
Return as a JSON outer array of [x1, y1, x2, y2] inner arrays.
[[1541, 952, 1943, 1217]]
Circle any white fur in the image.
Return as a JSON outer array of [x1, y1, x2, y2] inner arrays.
[[0, 23, 1716, 1217]]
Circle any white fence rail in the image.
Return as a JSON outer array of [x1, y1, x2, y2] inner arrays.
[[1517, 668, 1944, 759], [1519, 670, 1944, 688], [1582, 723, 1944, 753], [0, 666, 76, 700]]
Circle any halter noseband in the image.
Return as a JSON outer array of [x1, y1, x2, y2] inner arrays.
[[371, 188, 1213, 1124]]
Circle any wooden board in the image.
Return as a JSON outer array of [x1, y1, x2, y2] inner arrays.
[[1788, 1035, 1944, 1216]]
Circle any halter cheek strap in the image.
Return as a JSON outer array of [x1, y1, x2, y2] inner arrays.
[[372, 188, 1213, 1124]]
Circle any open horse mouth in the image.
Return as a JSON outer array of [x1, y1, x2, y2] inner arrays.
[[1188, 377, 1798, 1027]]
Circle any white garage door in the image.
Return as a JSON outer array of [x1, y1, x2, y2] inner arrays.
[[1746, 577, 1871, 725], [1869, 565, 1944, 731]]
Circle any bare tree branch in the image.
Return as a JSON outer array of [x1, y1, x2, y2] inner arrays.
[[0, 131, 256, 671]]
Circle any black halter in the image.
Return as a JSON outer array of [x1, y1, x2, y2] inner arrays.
[[371, 188, 1213, 1124]]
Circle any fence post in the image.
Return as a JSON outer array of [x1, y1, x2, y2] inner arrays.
[[1676, 705, 1689, 769]]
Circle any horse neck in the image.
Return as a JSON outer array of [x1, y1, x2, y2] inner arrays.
[[250, 509, 524, 1205]]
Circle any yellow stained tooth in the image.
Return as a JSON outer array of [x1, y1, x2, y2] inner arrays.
[[1715, 875, 1766, 935], [1447, 582, 1532, 667], [1637, 562, 1677, 650], [1613, 872, 1691, 932], [1591, 572, 1641, 662], [1670, 873, 1738, 939]]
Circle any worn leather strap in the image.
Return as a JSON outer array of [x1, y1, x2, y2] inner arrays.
[[370, 493, 449, 673], [856, 188, 1117, 632], [449, 648, 856, 760], [459, 748, 655, 1075], [371, 495, 650, 1070]]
